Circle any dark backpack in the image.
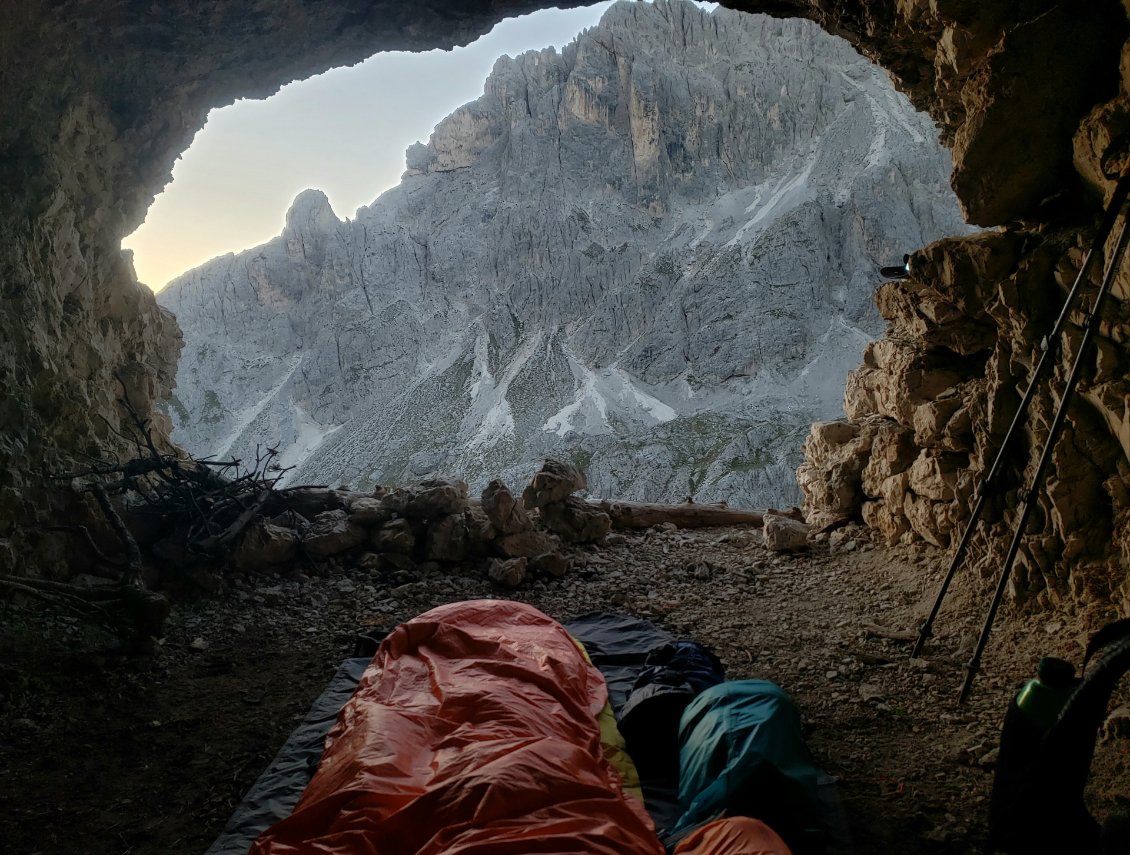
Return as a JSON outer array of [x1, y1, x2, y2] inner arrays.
[[617, 640, 726, 779], [989, 619, 1130, 854]]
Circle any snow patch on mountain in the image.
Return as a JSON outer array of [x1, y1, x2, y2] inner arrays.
[[213, 354, 304, 460], [276, 403, 343, 474]]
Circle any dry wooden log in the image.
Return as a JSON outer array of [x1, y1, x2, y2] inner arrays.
[[0, 574, 167, 639], [91, 484, 143, 587], [596, 500, 765, 530]]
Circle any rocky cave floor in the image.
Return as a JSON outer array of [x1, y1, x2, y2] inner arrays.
[[1, 523, 1127, 855]]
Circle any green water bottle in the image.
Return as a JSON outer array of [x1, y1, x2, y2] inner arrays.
[[1015, 656, 1077, 732]]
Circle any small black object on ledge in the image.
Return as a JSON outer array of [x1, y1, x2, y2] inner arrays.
[[879, 253, 911, 279]]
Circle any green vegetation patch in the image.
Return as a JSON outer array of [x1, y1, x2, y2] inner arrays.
[[200, 390, 224, 426], [162, 394, 191, 423]]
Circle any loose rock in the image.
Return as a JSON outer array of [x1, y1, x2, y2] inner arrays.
[[481, 480, 532, 534], [764, 514, 811, 552], [488, 557, 527, 588], [304, 510, 367, 558], [522, 460, 587, 510]]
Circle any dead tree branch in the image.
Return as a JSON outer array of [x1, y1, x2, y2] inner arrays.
[[45, 525, 125, 571], [12, 392, 312, 644], [91, 483, 143, 587]]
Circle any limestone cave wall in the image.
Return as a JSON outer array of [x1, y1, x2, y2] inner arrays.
[[3, 0, 1130, 617], [794, 2, 1130, 618], [0, 0, 589, 576]]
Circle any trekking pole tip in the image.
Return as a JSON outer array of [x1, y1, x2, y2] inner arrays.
[[957, 660, 978, 705], [910, 625, 930, 659]]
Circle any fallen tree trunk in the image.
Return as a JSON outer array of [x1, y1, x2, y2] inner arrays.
[[595, 500, 766, 530]]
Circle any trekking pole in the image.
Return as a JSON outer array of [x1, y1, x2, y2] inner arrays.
[[958, 203, 1130, 704], [911, 176, 1130, 660]]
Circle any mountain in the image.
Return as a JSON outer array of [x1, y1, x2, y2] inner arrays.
[[157, 0, 968, 507]]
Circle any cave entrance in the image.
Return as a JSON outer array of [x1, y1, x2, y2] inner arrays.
[[129, 0, 968, 510]]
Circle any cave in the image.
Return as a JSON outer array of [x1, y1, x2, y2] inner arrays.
[[3, 0, 1130, 850], [4, 0, 1129, 608]]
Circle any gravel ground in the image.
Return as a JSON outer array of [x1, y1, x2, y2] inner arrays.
[[2, 522, 1126, 854]]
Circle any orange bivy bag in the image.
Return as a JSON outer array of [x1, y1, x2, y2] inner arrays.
[[250, 599, 665, 855]]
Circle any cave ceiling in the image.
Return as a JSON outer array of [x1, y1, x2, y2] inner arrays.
[[2, 1, 1124, 238]]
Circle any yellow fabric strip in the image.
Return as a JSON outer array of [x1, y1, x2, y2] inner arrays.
[[570, 634, 646, 805]]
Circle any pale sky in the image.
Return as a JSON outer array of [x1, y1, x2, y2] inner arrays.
[[124, 3, 620, 292]]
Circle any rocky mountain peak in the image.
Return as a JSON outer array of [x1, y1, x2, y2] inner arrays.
[[273, 188, 341, 291], [284, 188, 339, 243], [160, 0, 969, 508]]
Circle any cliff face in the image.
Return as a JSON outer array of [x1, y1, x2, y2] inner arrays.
[[159, 1, 967, 507]]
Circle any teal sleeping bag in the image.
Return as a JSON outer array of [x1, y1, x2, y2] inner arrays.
[[671, 680, 828, 855]]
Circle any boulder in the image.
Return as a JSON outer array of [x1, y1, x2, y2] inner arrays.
[[807, 420, 860, 449], [903, 494, 954, 548], [875, 280, 997, 356], [798, 416, 886, 526], [912, 392, 971, 451], [404, 480, 469, 518], [304, 509, 367, 558], [861, 421, 917, 497], [862, 499, 910, 545], [357, 552, 382, 574], [425, 514, 470, 563], [522, 460, 586, 510], [372, 518, 416, 555], [879, 471, 912, 508], [908, 451, 969, 502], [900, 232, 1021, 315], [463, 506, 497, 551], [496, 529, 559, 559], [844, 338, 964, 426], [281, 488, 349, 519], [348, 496, 393, 526], [529, 552, 569, 579], [538, 496, 610, 543], [763, 514, 810, 552], [270, 510, 311, 534], [231, 519, 298, 572], [378, 488, 414, 516], [481, 480, 532, 534]]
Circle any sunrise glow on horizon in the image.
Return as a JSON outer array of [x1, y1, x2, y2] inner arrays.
[[124, 4, 617, 292]]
